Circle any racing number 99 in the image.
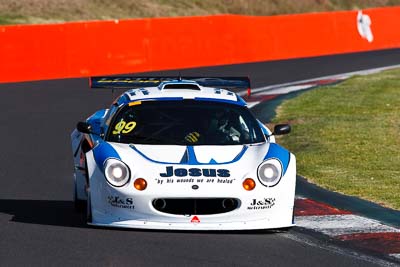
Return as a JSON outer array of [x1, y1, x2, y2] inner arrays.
[[112, 120, 136, 134]]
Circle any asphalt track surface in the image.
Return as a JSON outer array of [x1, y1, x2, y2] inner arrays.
[[1, 48, 400, 266]]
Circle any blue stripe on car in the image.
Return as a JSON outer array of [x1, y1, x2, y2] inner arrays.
[[186, 146, 199, 164], [130, 145, 247, 165], [236, 95, 247, 106], [264, 143, 290, 175], [258, 120, 269, 135], [120, 97, 245, 106], [179, 149, 189, 164], [194, 97, 246, 106], [125, 97, 184, 104], [93, 142, 121, 171], [231, 145, 248, 162], [86, 109, 107, 138]]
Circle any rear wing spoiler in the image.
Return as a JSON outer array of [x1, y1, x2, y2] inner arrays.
[[89, 76, 252, 96]]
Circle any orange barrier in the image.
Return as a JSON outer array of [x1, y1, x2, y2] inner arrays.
[[1, 6, 400, 83]]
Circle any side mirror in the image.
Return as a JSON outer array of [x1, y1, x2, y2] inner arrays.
[[273, 124, 291, 135], [77, 122, 93, 134]]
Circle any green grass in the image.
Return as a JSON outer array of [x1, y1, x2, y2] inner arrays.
[[1, 0, 400, 25], [273, 69, 400, 210], [0, 15, 24, 25]]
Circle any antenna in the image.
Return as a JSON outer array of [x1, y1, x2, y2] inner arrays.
[[178, 72, 182, 81]]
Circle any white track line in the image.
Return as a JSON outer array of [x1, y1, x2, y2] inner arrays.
[[389, 254, 400, 260], [296, 214, 400, 237], [247, 102, 260, 108], [253, 84, 316, 96], [246, 84, 315, 108], [246, 65, 400, 263], [241, 63, 400, 96]]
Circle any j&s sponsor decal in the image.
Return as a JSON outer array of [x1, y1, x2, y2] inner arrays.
[[156, 166, 234, 185], [107, 195, 135, 210], [247, 198, 275, 210]]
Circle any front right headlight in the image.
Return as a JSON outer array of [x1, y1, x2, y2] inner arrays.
[[104, 158, 131, 187], [257, 158, 282, 187]]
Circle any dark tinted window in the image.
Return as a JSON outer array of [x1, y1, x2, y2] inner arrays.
[[106, 100, 265, 145]]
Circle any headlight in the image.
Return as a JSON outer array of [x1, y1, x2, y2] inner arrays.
[[257, 159, 282, 187], [104, 158, 131, 187]]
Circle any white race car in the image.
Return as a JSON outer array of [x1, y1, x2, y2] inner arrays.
[[71, 76, 296, 230]]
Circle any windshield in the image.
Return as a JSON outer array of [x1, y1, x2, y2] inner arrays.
[[106, 100, 265, 145]]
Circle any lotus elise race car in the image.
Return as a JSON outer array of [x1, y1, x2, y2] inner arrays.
[[71, 76, 296, 230]]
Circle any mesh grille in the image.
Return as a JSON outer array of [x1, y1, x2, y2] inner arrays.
[[152, 198, 239, 215]]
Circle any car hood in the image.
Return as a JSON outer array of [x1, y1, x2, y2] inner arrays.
[[93, 142, 269, 169], [129, 144, 252, 165], [92, 141, 290, 180]]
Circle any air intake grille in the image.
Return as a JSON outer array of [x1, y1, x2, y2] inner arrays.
[[162, 84, 201, 90], [152, 198, 239, 215]]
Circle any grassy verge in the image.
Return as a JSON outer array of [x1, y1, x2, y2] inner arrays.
[[273, 68, 400, 210], [0, 15, 24, 25], [1, 0, 400, 25]]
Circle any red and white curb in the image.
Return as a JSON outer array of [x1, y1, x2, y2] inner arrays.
[[245, 66, 400, 261], [244, 78, 343, 108], [295, 197, 400, 261], [242, 63, 400, 108]]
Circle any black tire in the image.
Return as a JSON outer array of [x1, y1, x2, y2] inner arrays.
[[86, 192, 92, 224], [74, 199, 86, 212], [276, 226, 293, 232], [73, 179, 86, 212], [74, 151, 89, 212]]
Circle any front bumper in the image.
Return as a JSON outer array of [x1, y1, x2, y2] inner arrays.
[[89, 214, 295, 231], [86, 150, 297, 230]]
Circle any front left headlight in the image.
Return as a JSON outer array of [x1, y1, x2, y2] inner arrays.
[[104, 158, 131, 187], [257, 159, 282, 187]]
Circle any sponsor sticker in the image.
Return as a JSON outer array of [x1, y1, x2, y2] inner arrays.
[[107, 195, 135, 210], [155, 166, 235, 185], [112, 119, 137, 135], [247, 198, 276, 210], [191, 216, 201, 223]]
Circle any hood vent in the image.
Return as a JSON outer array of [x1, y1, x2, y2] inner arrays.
[[162, 83, 201, 91]]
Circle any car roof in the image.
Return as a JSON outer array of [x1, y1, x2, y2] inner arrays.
[[115, 80, 247, 106]]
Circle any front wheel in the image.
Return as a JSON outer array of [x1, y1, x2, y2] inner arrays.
[[86, 191, 92, 224], [275, 226, 293, 232], [73, 176, 86, 212]]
